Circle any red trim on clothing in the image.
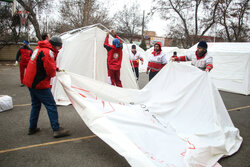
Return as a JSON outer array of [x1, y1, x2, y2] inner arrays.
[[131, 60, 139, 68], [151, 51, 161, 56], [195, 51, 206, 60], [148, 62, 165, 72], [206, 64, 213, 71], [174, 56, 186, 61]]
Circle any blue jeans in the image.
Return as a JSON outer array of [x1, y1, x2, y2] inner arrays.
[[28, 88, 59, 131]]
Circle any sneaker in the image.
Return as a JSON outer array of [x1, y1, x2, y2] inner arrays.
[[28, 128, 40, 135], [53, 127, 70, 138]]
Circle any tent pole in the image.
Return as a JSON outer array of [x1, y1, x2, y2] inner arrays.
[[93, 28, 97, 80]]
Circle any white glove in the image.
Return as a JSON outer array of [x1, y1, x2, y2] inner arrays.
[[14, 61, 18, 66]]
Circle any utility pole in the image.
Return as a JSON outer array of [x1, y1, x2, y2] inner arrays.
[[141, 10, 145, 39], [140, 10, 147, 50]]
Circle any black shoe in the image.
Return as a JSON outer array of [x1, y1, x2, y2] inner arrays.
[[28, 128, 40, 135], [53, 127, 70, 138], [20, 84, 24, 87]]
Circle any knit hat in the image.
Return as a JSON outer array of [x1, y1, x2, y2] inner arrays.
[[23, 40, 29, 45], [112, 38, 121, 48], [49, 36, 62, 47], [197, 41, 207, 49], [132, 44, 136, 49]]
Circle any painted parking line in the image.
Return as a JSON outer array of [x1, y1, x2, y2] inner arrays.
[[0, 135, 96, 154], [228, 105, 250, 112], [4, 104, 248, 154], [14, 104, 31, 107]]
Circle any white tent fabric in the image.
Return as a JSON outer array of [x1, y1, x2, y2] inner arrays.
[[51, 25, 138, 105], [189, 42, 250, 95], [57, 62, 242, 167]]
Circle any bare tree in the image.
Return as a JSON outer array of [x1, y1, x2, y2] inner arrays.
[[16, 0, 50, 40], [218, 0, 249, 42], [0, 1, 23, 44], [54, 0, 112, 33], [114, 3, 143, 43], [152, 0, 220, 48]]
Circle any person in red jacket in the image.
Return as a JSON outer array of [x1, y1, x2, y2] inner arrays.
[[23, 36, 70, 138], [15, 41, 33, 86], [104, 30, 123, 87]]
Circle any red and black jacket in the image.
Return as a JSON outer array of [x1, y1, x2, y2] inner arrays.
[[16, 45, 33, 64], [23, 40, 58, 89], [104, 35, 123, 70]]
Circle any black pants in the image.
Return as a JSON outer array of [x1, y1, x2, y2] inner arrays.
[[132, 67, 139, 80], [149, 71, 158, 81]]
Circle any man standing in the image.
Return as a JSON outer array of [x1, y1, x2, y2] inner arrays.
[[15, 41, 33, 86], [171, 41, 213, 72], [129, 44, 144, 80], [104, 30, 123, 87], [146, 42, 167, 81], [23, 36, 70, 138]]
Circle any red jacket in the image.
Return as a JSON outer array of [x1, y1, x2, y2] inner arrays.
[[16, 45, 33, 64], [104, 35, 123, 70], [23, 40, 58, 89]]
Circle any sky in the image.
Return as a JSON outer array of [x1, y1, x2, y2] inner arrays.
[[100, 0, 168, 36]]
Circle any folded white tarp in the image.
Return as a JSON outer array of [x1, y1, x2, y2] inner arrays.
[[0, 95, 13, 112], [57, 63, 242, 167]]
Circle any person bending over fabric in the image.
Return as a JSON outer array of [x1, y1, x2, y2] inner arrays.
[[146, 42, 167, 81], [129, 44, 144, 80], [23, 36, 70, 138], [171, 41, 213, 72], [15, 41, 33, 86], [103, 30, 123, 87]]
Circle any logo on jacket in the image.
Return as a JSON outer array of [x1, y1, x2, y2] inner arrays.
[[49, 50, 54, 58], [31, 49, 39, 61], [113, 53, 119, 59]]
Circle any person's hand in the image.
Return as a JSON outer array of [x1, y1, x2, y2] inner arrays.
[[56, 68, 65, 72], [146, 70, 149, 74], [205, 68, 209, 72], [170, 58, 175, 62], [110, 29, 116, 36], [14, 61, 18, 66]]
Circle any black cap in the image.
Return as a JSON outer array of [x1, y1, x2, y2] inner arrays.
[[132, 45, 136, 49], [197, 41, 207, 49], [49, 36, 62, 47]]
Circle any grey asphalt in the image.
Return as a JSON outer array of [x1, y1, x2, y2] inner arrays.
[[0, 63, 249, 167]]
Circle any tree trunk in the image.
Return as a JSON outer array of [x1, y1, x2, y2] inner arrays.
[[83, 0, 91, 26], [16, 0, 42, 40]]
